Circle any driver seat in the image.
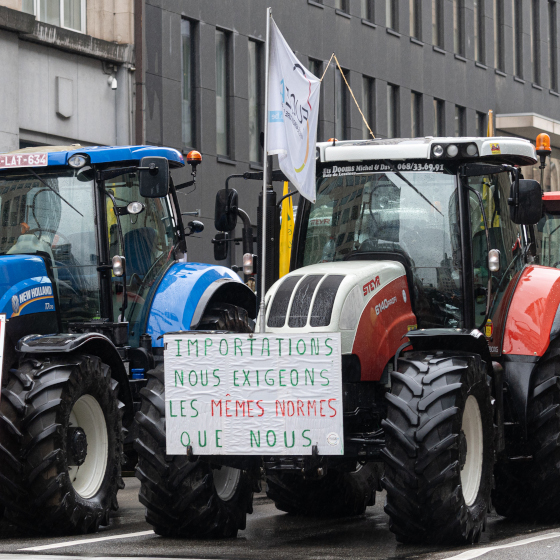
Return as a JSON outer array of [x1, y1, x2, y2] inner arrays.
[[124, 227, 158, 279]]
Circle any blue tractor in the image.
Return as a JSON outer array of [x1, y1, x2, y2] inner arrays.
[[0, 145, 255, 534]]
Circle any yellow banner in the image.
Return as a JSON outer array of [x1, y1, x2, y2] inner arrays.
[[279, 181, 293, 277]]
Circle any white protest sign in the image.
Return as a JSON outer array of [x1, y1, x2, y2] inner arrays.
[[164, 333, 343, 456]]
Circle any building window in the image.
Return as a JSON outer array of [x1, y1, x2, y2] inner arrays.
[[410, 0, 421, 39], [513, 0, 523, 77], [433, 0, 444, 48], [22, 0, 86, 32], [434, 98, 445, 135], [453, 0, 465, 55], [474, 0, 485, 63], [387, 84, 399, 138], [216, 29, 230, 157], [362, 76, 375, 138], [455, 105, 466, 136], [335, 68, 349, 140], [181, 20, 195, 148], [361, 0, 374, 21], [494, 0, 505, 71], [531, 0, 541, 84], [550, 0, 558, 90], [411, 91, 422, 137], [335, 0, 349, 12], [476, 111, 486, 136], [248, 40, 262, 163], [310, 59, 324, 141], [386, 0, 398, 31]]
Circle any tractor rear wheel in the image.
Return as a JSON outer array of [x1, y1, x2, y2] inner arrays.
[[266, 463, 378, 517], [135, 303, 254, 538], [0, 354, 124, 534], [197, 302, 253, 333], [382, 351, 494, 544], [134, 365, 253, 537], [493, 353, 560, 521]]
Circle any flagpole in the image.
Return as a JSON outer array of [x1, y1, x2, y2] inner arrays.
[[259, 7, 271, 333]]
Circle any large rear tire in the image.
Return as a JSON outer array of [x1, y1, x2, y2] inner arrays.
[[493, 352, 560, 520], [266, 463, 378, 517], [0, 354, 124, 534], [382, 351, 494, 544], [135, 365, 253, 537], [135, 303, 254, 538]]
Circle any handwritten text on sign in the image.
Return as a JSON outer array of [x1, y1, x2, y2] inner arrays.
[[164, 333, 343, 455]]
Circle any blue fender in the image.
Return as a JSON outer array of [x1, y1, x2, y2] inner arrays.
[[145, 262, 249, 347]]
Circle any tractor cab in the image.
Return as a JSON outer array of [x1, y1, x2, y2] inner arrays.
[[283, 137, 540, 348], [0, 146, 194, 346]]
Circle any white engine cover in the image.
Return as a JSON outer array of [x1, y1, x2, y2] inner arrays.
[[262, 261, 417, 379]]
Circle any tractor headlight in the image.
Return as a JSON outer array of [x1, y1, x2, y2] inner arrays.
[[446, 145, 459, 157], [466, 143, 478, 156], [112, 255, 125, 277], [433, 145, 444, 157], [488, 249, 501, 272], [68, 154, 88, 168]]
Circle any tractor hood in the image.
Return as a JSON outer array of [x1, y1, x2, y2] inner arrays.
[[263, 260, 410, 355]]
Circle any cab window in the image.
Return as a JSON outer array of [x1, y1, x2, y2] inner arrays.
[[105, 172, 176, 342], [467, 172, 524, 325]]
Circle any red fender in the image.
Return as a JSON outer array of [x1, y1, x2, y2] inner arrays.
[[352, 275, 416, 381], [503, 265, 560, 356]]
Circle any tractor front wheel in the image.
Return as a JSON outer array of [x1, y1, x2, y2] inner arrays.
[[134, 365, 253, 537], [0, 354, 124, 534], [382, 351, 494, 544]]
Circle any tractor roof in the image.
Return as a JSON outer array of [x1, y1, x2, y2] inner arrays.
[[1, 145, 185, 168], [317, 136, 537, 167]]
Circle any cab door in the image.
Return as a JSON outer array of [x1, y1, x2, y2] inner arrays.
[[466, 171, 526, 354]]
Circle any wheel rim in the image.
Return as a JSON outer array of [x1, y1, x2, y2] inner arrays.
[[460, 395, 483, 506], [68, 394, 108, 499], [212, 466, 241, 502]]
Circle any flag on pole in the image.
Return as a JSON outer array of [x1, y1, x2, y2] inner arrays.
[[279, 181, 293, 277], [267, 18, 321, 203]]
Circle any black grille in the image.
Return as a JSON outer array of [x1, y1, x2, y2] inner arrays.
[[267, 275, 302, 327], [310, 275, 345, 327], [288, 275, 323, 328]]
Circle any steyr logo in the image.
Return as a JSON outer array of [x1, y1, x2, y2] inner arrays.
[[363, 276, 381, 296], [11, 294, 19, 315]]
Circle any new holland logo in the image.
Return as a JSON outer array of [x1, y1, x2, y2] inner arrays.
[[11, 284, 53, 317], [11, 294, 19, 315]]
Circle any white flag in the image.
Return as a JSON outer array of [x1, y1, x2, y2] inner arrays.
[[267, 19, 320, 203]]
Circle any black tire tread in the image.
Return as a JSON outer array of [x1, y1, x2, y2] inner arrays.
[[134, 366, 253, 538], [493, 354, 560, 521], [0, 354, 124, 534], [381, 351, 493, 545]]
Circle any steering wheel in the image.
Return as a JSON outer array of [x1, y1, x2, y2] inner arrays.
[[28, 228, 71, 246]]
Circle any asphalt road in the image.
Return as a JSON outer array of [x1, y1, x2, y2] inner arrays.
[[2, 477, 560, 560]]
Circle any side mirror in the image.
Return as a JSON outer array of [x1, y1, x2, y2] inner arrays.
[[213, 232, 229, 261], [188, 220, 204, 234], [510, 179, 542, 225], [214, 188, 239, 232], [139, 157, 169, 198]]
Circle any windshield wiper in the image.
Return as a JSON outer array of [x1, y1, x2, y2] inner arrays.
[[28, 168, 83, 217], [382, 161, 443, 217]]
